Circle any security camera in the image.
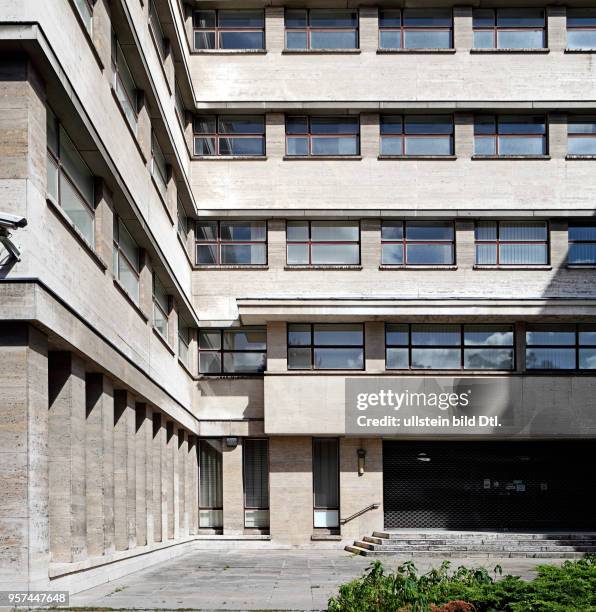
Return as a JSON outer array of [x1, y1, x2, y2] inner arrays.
[[0, 211, 27, 262]]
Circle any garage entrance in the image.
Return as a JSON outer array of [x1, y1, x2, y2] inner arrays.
[[383, 440, 594, 530]]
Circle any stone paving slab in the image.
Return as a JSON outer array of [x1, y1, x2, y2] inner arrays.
[[68, 549, 565, 611]]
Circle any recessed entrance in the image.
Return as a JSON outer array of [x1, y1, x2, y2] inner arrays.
[[383, 440, 594, 530]]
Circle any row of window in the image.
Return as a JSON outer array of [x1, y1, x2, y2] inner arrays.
[[195, 220, 596, 267], [193, 114, 596, 158], [198, 324, 596, 374], [192, 8, 596, 51]]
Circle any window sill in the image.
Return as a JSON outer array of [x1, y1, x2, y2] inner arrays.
[[379, 264, 457, 270], [152, 326, 175, 356], [378, 155, 457, 161], [46, 196, 108, 272], [311, 534, 342, 541], [192, 49, 267, 55], [283, 155, 362, 161], [470, 47, 549, 54], [566, 154, 596, 160], [565, 48, 596, 53], [194, 264, 269, 270], [282, 48, 361, 55], [149, 28, 172, 96], [377, 48, 455, 54], [471, 155, 551, 160], [110, 86, 145, 163], [67, 0, 104, 70], [275, 370, 365, 375], [567, 264, 596, 269], [473, 264, 552, 270], [177, 232, 193, 267], [197, 374, 265, 380], [150, 173, 175, 225], [193, 155, 268, 161], [113, 278, 149, 322], [284, 265, 362, 270], [178, 356, 196, 378]]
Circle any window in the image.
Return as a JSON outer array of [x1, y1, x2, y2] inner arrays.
[[381, 221, 455, 265], [287, 221, 360, 265], [378, 9, 453, 49], [112, 34, 138, 132], [386, 324, 515, 370], [473, 9, 546, 49], [288, 323, 364, 370], [475, 221, 548, 266], [196, 220, 267, 265], [193, 9, 265, 50], [149, 0, 168, 60], [286, 116, 360, 157], [285, 9, 358, 50], [243, 439, 269, 529], [526, 324, 596, 370], [193, 115, 265, 157], [568, 116, 596, 155], [567, 9, 596, 49], [198, 328, 266, 374], [199, 439, 223, 528], [151, 131, 168, 195], [474, 115, 547, 156], [177, 200, 188, 243], [113, 217, 140, 303], [568, 223, 596, 265], [380, 115, 454, 156], [175, 85, 186, 127], [46, 106, 95, 246], [153, 275, 169, 339], [73, 0, 93, 33], [178, 323, 191, 366], [313, 439, 339, 528]]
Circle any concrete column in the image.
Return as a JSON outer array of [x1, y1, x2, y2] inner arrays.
[[135, 403, 151, 547], [269, 437, 313, 544], [0, 324, 48, 589], [152, 412, 164, 542], [267, 217, 286, 270], [454, 6, 473, 51], [137, 92, 151, 162], [161, 417, 169, 541], [547, 6, 567, 53], [48, 351, 87, 563], [92, 0, 111, 70], [166, 422, 177, 539], [166, 167, 178, 223], [164, 45, 175, 94], [168, 299, 178, 350], [139, 249, 153, 321], [85, 373, 115, 557], [550, 219, 568, 268], [266, 7, 284, 52], [144, 406, 154, 546], [94, 180, 115, 272], [360, 113, 379, 159], [455, 112, 474, 159], [361, 218, 380, 269], [365, 322, 385, 373], [267, 321, 287, 373], [359, 7, 379, 52], [548, 113, 568, 159], [188, 435, 199, 535], [266, 112, 285, 159], [222, 440, 244, 535], [178, 429, 188, 536], [114, 390, 136, 550], [456, 220, 475, 269]]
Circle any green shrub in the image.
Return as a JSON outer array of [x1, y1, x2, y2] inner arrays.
[[327, 554, 596, 612]]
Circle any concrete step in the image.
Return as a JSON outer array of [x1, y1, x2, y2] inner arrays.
[[363, 536, 596, 547], [345, 546, 589, 559], [354, 541, 596, 553], [372, 531, 596, 541]]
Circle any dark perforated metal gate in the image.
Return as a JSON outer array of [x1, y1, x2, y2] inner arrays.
[[383, 441, 594, 530]]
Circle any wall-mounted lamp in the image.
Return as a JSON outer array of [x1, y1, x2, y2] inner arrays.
[[357, 448, 366, 476], [225, 437, 238, 448]]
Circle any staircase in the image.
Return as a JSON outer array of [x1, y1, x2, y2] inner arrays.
[[346, 531, 596, 559]]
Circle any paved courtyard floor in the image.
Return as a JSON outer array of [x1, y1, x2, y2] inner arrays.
[[69, 549, 561, 611]]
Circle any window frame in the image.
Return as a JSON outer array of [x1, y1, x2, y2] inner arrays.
[[193, 9, 265, 51], [195, 220, 268, 266], [472, 8, 546, 49], [111, 33, 138, 133], [380, 114, 454, 157], [198, 327, 267, 375], [473, 114, 548, 156], [151, 131, 168, 195], [474, 220, 550, 267], [113, 216, 140, 303], [312, 438, 340, 529], [193, 115, 266, 157], [242, 438, 270, 529], [378, 8, 454, 50], [568, 222, 596, 266], [149, 0, 168, 61], [73, 0, 93, 33], [567, 115, 596, 155], [525, 324, 596, 371], [286, 220, 361, 266], [287, 323, 366, 371], [385, 323, 516, 371], [284, 8, 359, 50], [178, 323, 191, 367], [381, 220, 456, 266], [285, 115, 361, 157], [152, 274, 169, 341], [566, 9, 596, 49], [198, 438, 223, 529]]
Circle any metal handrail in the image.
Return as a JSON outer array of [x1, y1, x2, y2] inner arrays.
[[340, 502, 380, 525]]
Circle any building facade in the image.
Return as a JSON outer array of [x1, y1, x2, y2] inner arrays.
[[1, 0, 596, 594]]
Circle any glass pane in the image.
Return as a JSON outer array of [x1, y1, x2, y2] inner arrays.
[[199, 439, 223, 510], [310, 9, 357, 28], [195, 31, 215, 50], [386, 324, 409, 345], [404, 30, 451, 49], [497, 8, 544, 27], [314, 348, 363, 369], [288, 347, 312, 369], [311, 243, 359, 264], [568, 223, 596, 241], [312, 136, 358, 156], [287, 243, 309, 264], [199, 509, 222, 528], [218, 10, 264, 28], [288, 324, 311, 346], [476, 243, 497, 264], [219, 137, 264, 156], [219, 31, 264, 50], [382, 244, 404, 264], [314, 509, 339, 527], [221, 221, 266, 241], [475, 221, 497, 241], [287, 137, 308, 155], [381, 221, 404, 240], [405, 136, 452, 155], [498, 136, 545, 155], [406, 221, 454, 241], [406, 243, 454, 264], [411, 324, 460, 346], [243, 439, 269, 510], [196, 221, 217, 241], [287, 221, 309, 241], [499, 243, 547, 265], [579, 348, 596, 369], [117, 220, 138, 268], [567, 30, 596, 49], [474, 136, 496, 155], [286, 116, 308, 134], [153, 303, 167, 337], [578, 327, 596, 344], [153, 277, 168, 312], [411, 348, 460, 369], [310, 117, 359, 135], [405, 116, 453, 134], [195, 116, 217, 134], [223, 329, 266, 350], [526, 325, 576, 345], [194, 10, 215, 28], [464, 325, 513, 346], [526, 348, 575, 369], [221, 244, 266, 264], [47, 157, 59, 201], [310, 31, 358, 50], [313, 439, 339, 509], [313, 324, 363, 346], [60, 175, 94, 245], [474, 30, 494, 49], [568, 136, 596, 155], [47, 107, 58, 154], [474, 115, 496, 134], [500, 221, 547, 241], [74, 0, 92, 31], [569, 243, 596, 264], [311, 221, 359, 242], [194, 137, 216, 155], [199, 331, 221, 349], [218, 116, 264, 134], [567, 9, 596, 27], [473, 9, 495, 28], [499, 115, 545, 134], [497, 30, 545, 49], [286, 31, 308, 49], [380, 136, 404, 155], [59, 128, 94, 205], [244, 508, 269, 528], [380, 30, 402, 49], [117, 253, 139, 303], [379, 9, 402, 27], [223, 352, 266, 373], [380, 116, 403, 135], [386, 348, 409, 369], [464, 348, 514, 370], [285, 9, 307, 28], [403, 9, 452, 27]]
